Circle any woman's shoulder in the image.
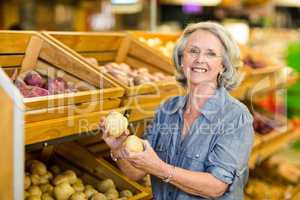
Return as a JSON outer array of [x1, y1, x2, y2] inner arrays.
[[223, 92, 253, 124]]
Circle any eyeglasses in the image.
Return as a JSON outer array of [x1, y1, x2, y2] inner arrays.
[[185, 47, 222, 60]]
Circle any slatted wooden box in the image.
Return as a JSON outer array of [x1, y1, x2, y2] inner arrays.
[[25, 142, 151, 200], [42, 31, 184, 121], [0, 31, 125, 144]]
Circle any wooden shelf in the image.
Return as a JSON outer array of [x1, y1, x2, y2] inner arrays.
[[249, 127, 300, 169]]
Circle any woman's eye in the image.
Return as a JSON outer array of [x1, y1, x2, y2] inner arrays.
[[207, 52, 216, 57]]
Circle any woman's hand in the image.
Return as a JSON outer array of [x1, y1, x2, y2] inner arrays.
[[123, 140, 165, 174], [99, 117, 129, 151]]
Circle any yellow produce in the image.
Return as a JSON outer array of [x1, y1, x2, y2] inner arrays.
[[105, 111, 128, 138], [120, 189, 133, 198], [41, 193, 54, 200], [70, 192, 86, 200], [84, 185, 98, 198], [105, 188, 119, 200], [53, 174, 69, 185], [40, 184, 53, 193], [27, 186, 42, 197], [30, 160, 47, 176], [123, 135, 144, 153], [90, 192, 107, 200], [62, 170, 77, 184], [72, 178, 85, 192], [25, 175, 31, 189], [96, 179, 115, 193], [54, 182, 75, 200]]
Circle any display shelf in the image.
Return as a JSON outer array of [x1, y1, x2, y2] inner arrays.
[[41, 31, 182, 123], [249, 126, 300, 169], [54, 141, 152, 200], [0, 31, 124, 145]]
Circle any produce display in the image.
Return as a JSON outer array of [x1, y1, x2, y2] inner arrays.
[[139, 37, 175, 58], [240, 45, 270, 69], [246, 155, 300, 200], [99, 62, 174, 86], [25, 159, 134, 200], [252, 112, 285, 135], [15, 70, 77, 98]]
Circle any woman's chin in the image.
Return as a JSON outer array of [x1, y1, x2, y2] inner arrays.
[[189, 78, 215, 86]]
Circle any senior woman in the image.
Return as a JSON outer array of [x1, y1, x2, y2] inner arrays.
[[101, 22, 254, 200]]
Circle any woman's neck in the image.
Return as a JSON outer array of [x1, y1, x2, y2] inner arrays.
[[185, 83, 217, 114]]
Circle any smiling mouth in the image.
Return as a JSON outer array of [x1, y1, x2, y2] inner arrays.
[[191, 67, 208, 73]]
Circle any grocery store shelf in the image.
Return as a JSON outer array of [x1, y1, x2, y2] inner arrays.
[[249, 127, 300, 169]]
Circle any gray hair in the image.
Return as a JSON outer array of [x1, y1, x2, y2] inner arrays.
[[173, 21, 242, 91]]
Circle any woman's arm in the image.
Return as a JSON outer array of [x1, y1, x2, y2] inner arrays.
[[126, 141, 228, 199], [157, 163, 228, 198]]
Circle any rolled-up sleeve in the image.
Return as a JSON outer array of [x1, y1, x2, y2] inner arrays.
[[205, 111, 254, 185]]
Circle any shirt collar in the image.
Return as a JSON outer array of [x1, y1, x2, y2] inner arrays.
[[169, 87, 227, 122]]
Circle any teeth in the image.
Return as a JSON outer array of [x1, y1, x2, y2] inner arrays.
[[192, 68, 207, 73]]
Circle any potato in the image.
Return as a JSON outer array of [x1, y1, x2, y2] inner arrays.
[[44, 172, 53, 180], [28, 186, 42, 197], [105, 111, 128, 138], [30, 174, 41, 185], [26, 195, 41, 200], [90, 192, 107, 200], [123, 135, 144, 153], [72, 178, 84, 192], [105, 188, 119, 200], [120, 190, 133, 198], [84, 185, 97, 198], [96, 179, 115, 193], [70, 192, 86, 200], [30, 161, 47, 176], [40, 183, 53, 193], [54, 182, 75, 200], [39, 175, 49, 185], [50, 165, 61, 175], [25, 175, 31, 189], [41, 193, 54, 200], [53, 174, 69, 185], [63, 170, 77, 184]]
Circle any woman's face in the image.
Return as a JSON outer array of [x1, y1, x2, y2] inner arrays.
[[182, 30, 224, 88]]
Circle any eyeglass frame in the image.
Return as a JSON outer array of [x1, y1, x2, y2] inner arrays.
[[184, 46, 223, 61]]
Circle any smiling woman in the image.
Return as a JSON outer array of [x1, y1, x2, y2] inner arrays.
[[174, 22, 242, 90], [100, 21, 254, 200]]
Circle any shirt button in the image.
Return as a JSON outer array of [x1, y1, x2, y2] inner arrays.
[[195, 154, 200, 158], [168, 191, 172, 196]]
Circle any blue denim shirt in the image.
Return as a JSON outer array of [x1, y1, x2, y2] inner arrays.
[[143, 87, 254, 200]]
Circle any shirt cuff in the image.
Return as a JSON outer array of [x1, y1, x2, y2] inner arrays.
[[206, 165, 234, 184]]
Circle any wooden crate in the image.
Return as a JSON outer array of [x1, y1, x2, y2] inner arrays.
[[42, 31, 181, 98], [0, 31, 125, 144], [41, 31, 183, 122], [129, 31, 180, 61], [54, 141, 152, 200]]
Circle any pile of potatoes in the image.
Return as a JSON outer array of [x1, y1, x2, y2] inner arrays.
[[25, 160, 133, 200], [100, 62, 174, 86], [139, 37, 175, 58]]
